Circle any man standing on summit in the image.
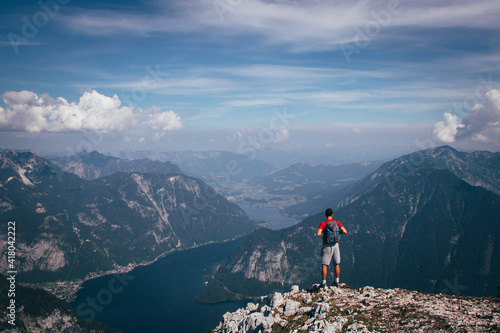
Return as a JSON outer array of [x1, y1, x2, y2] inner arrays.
[[316, 208, 347, 287]]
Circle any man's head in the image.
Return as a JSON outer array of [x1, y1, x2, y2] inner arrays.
[[325, 208, 333, 218]]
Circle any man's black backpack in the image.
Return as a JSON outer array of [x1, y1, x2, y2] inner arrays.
[[323, 220, 339, 246]]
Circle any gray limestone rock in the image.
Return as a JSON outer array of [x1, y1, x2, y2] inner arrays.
[[213, 284, 500, 333]]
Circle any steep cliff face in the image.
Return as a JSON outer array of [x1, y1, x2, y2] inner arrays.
[[200, 147, 500, 301], [212, 285, 500, 333], [0, 150, 255, 283]]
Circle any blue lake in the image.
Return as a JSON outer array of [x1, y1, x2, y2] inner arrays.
[[71, 239, 250, 333], [237, 203, 299, 230], [71, 207, 299, 332]]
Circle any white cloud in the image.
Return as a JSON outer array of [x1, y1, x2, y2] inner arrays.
[[433, 89, 500, 145], [60, 0, 500, 51], [390, 0, 500, 29], [148, 111, 184, 132], [0, 90, 183, 134], [432, 112, 462, 143]]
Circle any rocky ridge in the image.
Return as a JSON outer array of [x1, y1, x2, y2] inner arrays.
[[213, 284, 500, 333], [288, 145, 500, 216]]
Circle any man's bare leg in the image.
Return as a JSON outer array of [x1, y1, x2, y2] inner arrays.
[[322, 264, 328, 281]]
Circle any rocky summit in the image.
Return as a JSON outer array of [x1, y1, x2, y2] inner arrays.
[[212, 284, 500, 333]]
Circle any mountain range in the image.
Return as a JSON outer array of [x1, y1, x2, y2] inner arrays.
[[254, 161, 382, 215], [101, 150, 383, 218], [0, 149, 255, 284], [286, 145, 500, 216], [257, 162, 383, 195], [198, 146, 500, 302], [2, 145, 499, 332], [50, 150, 183, 180], [111, 150, 276, 186]]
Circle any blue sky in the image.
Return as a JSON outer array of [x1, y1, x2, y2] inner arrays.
[[1, 0, 499, 161]]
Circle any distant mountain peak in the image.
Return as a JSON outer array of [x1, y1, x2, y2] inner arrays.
[[50, 151, 184, 180], [75, 150, 118, 161], [1, 149, 63, 188], [81, 150, 103, 156]]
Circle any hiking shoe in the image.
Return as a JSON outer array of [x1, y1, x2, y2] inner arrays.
[[331, 281, 339, 287], [308, 283, 326, 293]]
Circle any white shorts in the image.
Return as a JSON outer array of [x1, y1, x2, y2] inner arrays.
[[321, 243, 340, 266]]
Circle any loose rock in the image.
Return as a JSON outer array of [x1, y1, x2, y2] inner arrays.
[[212, 284, 500, 333]]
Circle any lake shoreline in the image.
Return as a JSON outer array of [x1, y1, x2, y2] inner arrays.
[[28, 236, 247, 303], [28, 205, 297, 304], [70, 238, 254, 333]]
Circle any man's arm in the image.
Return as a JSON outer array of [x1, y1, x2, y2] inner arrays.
[[316, 228, 323, 237], [340, 226, 347, 234]]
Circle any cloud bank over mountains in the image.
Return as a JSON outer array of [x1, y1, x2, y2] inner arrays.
[[433, 89, 500, 147], [0, 90, 183, 134]]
